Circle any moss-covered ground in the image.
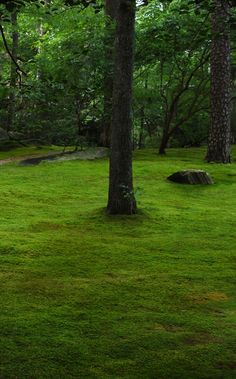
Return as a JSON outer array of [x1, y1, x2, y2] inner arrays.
[[0, 147, 235, 378]]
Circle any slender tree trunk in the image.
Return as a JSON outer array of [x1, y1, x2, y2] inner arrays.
[[100, 0, 118, 147], [138, 78, 148, 149], [159, 98, 177, 155], [107, 0, 137, 215], [138, 107, 145, 149], [205, 0, 231, 163], [37, 0, 51, 81], [6, 9, 18, 132], [159, 111, 173, 155], [76, 94, 83, 135], [159, 127, 169, 155]]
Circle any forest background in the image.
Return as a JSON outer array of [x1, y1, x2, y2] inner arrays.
[[0, 0, 235, 154]]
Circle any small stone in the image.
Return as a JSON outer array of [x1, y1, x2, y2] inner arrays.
[[167, 170, 214, 185]]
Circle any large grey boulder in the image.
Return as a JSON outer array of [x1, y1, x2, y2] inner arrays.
[[168, 169, 213, 185]]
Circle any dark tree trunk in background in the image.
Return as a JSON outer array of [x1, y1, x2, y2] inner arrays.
[[107, 0, 137, 215], [159, 106, 175, 155], [138, 78, 148, 149], [100, 0, 118, 147], [159, 128, 169, 155], [206, 0, 231, 163], [138, 106, 145, 149], [6, 9, 18, 132], [37, 0, 51, 80]]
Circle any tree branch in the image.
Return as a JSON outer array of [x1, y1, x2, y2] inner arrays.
[[0, 24, 27, 77]]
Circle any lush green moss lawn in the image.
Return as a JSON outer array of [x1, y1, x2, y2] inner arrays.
[[0, 147, 235, 379]]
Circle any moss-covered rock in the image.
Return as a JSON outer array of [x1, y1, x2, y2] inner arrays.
[[168, 169, 214, 185]]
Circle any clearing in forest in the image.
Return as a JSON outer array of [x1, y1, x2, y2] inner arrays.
[[0, 147, 235, 379]]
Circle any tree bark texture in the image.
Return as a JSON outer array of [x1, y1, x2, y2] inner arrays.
[[107, 0, 137, 215], [100, 0, 118, 147], [206, 0, 231, 163], [6, 9, 18, 132]]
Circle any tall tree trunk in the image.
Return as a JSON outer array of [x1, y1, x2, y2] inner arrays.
[[205, 0, 231, 163], [6, 9, 18, 132], [100, 0, 118, 147], [107, 0, 137, 215], [37, 0, 51, 81], [159, 126, 169, 155], [159, 95, 178, 155], [138, 78, 148, 149]]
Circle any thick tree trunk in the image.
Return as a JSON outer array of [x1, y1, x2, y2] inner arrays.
[[107, 0, 137, 215], [6, 9, 18, 132], [100, 0, 118, 147], [231, 64, 236, 142], [205, 0, 231, 163]]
